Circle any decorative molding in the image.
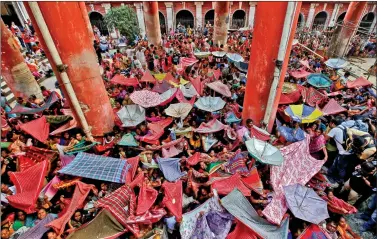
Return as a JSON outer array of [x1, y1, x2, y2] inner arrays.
[[165, 2, 173, 8], [194, 2, 203, 6]]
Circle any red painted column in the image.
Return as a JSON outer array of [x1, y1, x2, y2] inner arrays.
[[1, 18, 43, 99], [328, 2, 367, 57], [242, 2, 288, 126], [24, 2, 114, 136], [213, 2, 230, 46], [267, 2, 302, 132], [143, 2, 161, 46]]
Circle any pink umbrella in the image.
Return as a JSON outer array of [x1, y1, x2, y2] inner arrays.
[[206, 81, 232, 97], [140, 71, 156, 84], [159, 88, 178, 106], [180, 57, 198, 67], [130, 90, 162, 108]]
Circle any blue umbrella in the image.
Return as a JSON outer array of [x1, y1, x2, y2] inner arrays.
[[284, 104, 323, 123], [325, 58, 348, 69], [307, 74, 332, 88], [234, 61, 249, 73], [226, 53, 244, 63]]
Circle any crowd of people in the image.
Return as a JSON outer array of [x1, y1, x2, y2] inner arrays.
[[1, 22, 376, 239]]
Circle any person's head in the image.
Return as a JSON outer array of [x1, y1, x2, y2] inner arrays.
[[246, 119, 253, 128], [344, 72, 350, 78], [73, 211, 82, 222], [1, 228, 10, 239], [1, 183, 9, 193], [46, 230, 58, 239], [315, 128, 324, 137], [1, 148, 9, 158], [326, 219, 338, 233], [329, 117, 341, 128], [63, 132, 70, 139], [115, 100, 122, 109], [338, 216, 347, 227], [100, 183, 108, 191], [16, 211, 26, 221], [199, 162, 206, 170], [40, 86, 47, 91], [16, 97, 24, 104], [325, 188, 334, 200], [75, 133, 83, 141], [37, 208, 47, 220], [360, 161, 376, 175]]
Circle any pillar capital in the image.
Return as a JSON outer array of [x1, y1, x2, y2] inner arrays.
[[134, 3, 142, 10], [194, 2, 203, 7], [310, 3, 317, 9], [250, 2, 257, 7], [165, 2, 173, 8], [102, 3, 111, 9]]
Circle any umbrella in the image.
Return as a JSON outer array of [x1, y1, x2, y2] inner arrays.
[[212, 51, 227, 58], [152, 80, 171, 94], [130, 90, 162, 108], [194, 97, 226, 112], [226, 53, 244, 63], [165, 103, 193, 119], [117, 105, 146, 127], [325, 58, 348, 69], [283, 184, 329, 224], [194, 52, 211, 59], [206, 81, 232, 97], [159, 88, 178, 106], [118, 133, 139, 147], [140, 71, 156, 84], [180, 83, 199, 98], [153, 73, 167, 81], [245, 138, 284, 166], [284, 104, 323, 123], [282, 82, 298, 94], [307, 74, 332, 88], [234, 61, 249, 73], [110, 74, 139, 87]]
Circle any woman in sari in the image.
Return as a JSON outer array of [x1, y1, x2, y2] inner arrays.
[[322, 188, 357, 215], [309, 129, 328, 160], [337, 216, 360, 239]]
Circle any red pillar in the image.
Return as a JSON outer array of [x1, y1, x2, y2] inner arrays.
[[1, 18, 43, 99], [242, 2, 290, 127], [267, 3, 302, 132], [143, 2, 161, 46], [24, 2, 114, 136], [213, 2, 230, 46], [328, 2, 367, 57]]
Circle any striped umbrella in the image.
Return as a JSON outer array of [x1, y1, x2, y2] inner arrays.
[[284, 104, 323, 123]]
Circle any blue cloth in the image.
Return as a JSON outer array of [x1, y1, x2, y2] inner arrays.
[[59, 152, 130, 183], [191, 210, 233, 239], [157, 158, 186, 182], [278, 126, 305, 142]]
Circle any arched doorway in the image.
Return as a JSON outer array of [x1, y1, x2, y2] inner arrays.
[[89, 12, 109, 36], [359, 12, 375, 32], [297, 13, 305, 29], [336, 12, 346, 24], [176, 10, 194, 28], [159, 12, 166, 34], [204, 10, 214, 27], [231, 10, 246, 29], [312, 11, 328, 30]]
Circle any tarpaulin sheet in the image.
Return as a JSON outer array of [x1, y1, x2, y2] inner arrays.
[[47, 182, 95, 235], [58, 152, 130, 183], [195, 119, 226, 133], [279, 90, 302, 105], [262, 136, 326, 225], [211, 173, 251, 196], [19, 116, 50, 143], [241, 167, 264, 195], [221, 189, 289, 239], [227, 219, 259, 239], [7, 160, 48, 214]]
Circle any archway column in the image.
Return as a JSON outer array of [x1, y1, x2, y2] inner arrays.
[[328, 2, 367, 58], [25, 1, 114, 136], [306, 3, 316, 29], [165, 2, 174, 32], [329, 3, 341, 27], [134, 3, 146, 37], [248, 2, 256, 29], [143, 1, 161, 45], [213, 2, 230, 46], [1, 18, 43, 99], [195, 2, 203, 29], [242, 2, 302, 131]]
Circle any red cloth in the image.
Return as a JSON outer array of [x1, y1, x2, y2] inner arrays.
[[162, 181, 183, 221], [19, 116, 50, 143], [322, 195, 357, 215], [136, 182, 158, 215], [227, 219, 259, 239], [7, 160, 48, 214], [151, 80, 171, 94], [279, 90, 302, 105], [290, 69, 311, 79], [140, 71, 156, 84], [301, 87, 327, 107], [139, 118, 173, 145], [211, 173, 251, 196], [96, 185, 139, 236], [110, 74, 139, 87], [47, 182, 94, 234], [176, 89, 196, 105], [17, 155, 36, 172], [186, 152, 201, 166], [249, 126, 270, 141], [126, 156, 140, 184], [241, 167, 264, 196], [297, 224, 330, 239], [195, 119, 226, 134], [190, 76, 203, 96], [321, 98, 347, 116], [129, 171, 145, 189], [24, 146, 58, 163], [346, 76, 372, 88]]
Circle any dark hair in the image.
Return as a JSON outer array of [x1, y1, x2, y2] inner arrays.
[[360, 161, 375, 174], [246, 119, 253, 125], [330, 117, 342, 126], [352, 136, 365, 148]]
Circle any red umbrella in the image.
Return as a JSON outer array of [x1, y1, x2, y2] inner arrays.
[[111, 74, 139, 87]]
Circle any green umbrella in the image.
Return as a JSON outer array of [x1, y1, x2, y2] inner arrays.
[[245, 138, 284, 166]]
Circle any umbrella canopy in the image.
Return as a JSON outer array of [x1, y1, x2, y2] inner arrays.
[[212, 51, 227, 58], [165, 103, 193, 119], [152, 80, 171, 94], [283, 184, 329, 224], [194, 52, 211, 59], [226, 53, 244, 63], [194, 97, 226, 112], [117, 105, 146, 127], [206, 81, 232, 97], [159, 88, 178, 106], [140, 71, 157, 84], [284, 104, 323, 123], [245, 138, 284, 166], [180, 83, 199, 98], [307, 74, 332, 88], [130, 90, 162, 108], [325, 58, 348, 69], [234, 62, 249, 73], [180, 57, 198, 67]]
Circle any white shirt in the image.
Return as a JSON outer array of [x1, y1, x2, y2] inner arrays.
[[327, 126, 350, 155]]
